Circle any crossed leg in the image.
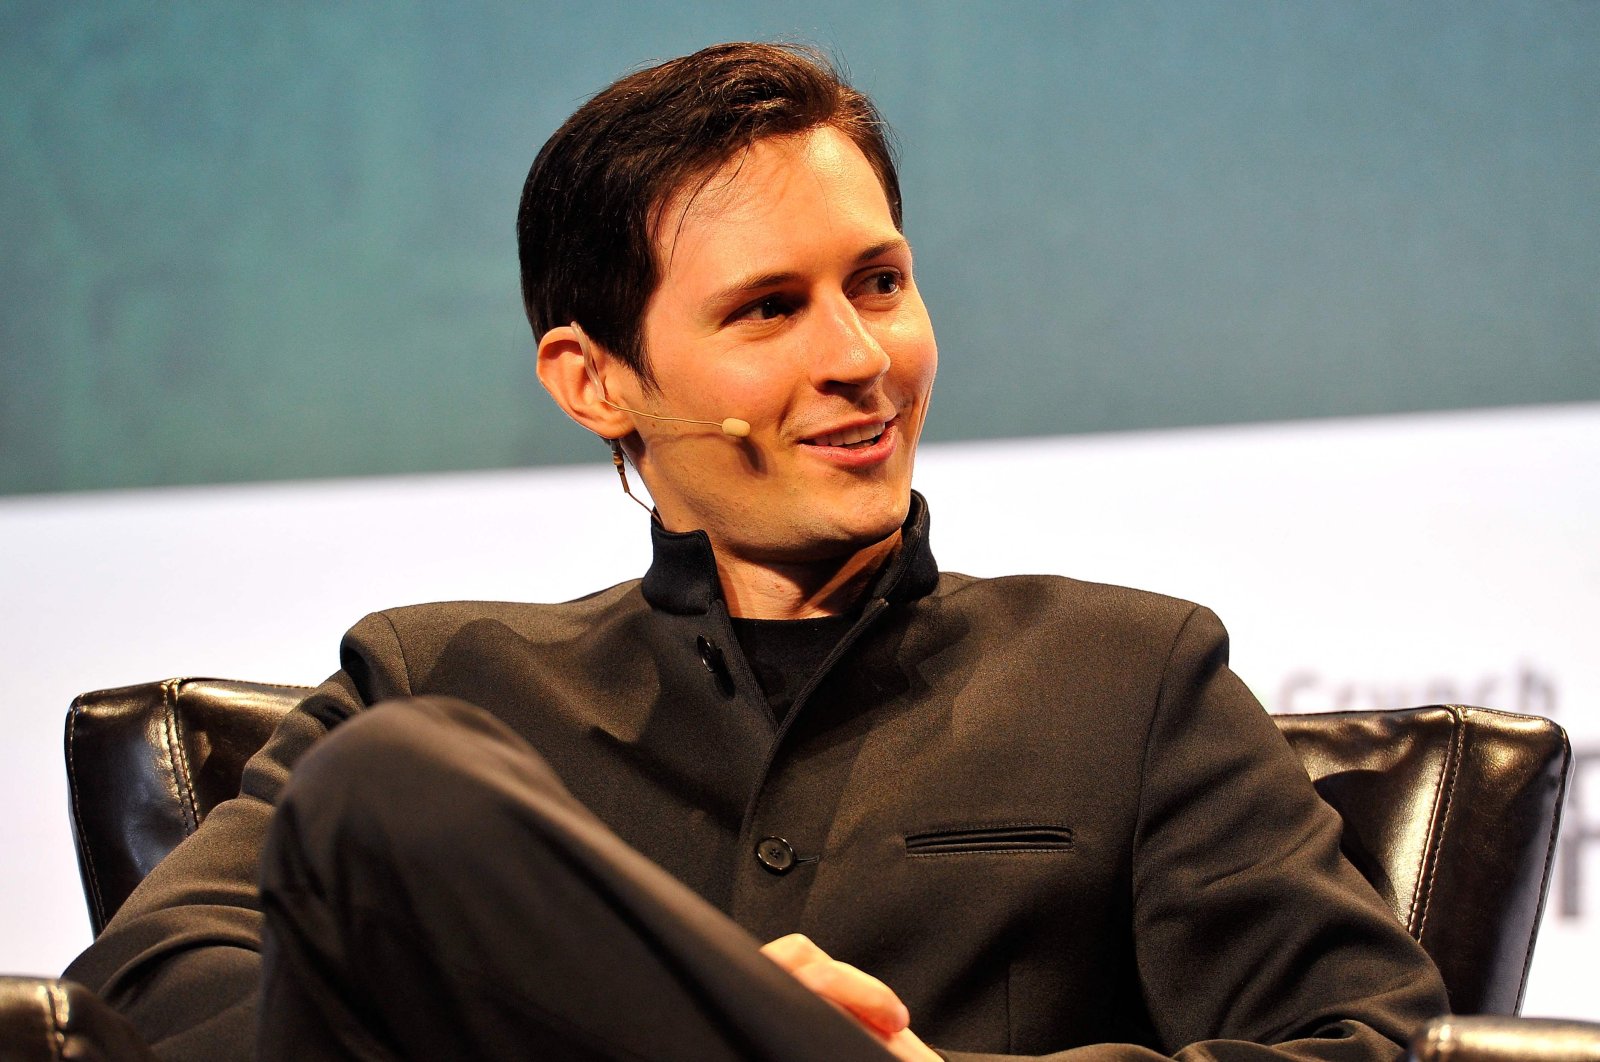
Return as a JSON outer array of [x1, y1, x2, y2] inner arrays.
[[257, 697, 896, 1062]]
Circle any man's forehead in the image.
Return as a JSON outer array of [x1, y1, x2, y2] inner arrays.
[[651, 128, 898, 284], [650, 135, 811, 261]]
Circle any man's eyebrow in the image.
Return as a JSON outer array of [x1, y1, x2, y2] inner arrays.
[[700, 238, 912, 314]]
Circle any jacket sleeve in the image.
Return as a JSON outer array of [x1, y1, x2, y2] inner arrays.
[[61, 612, 413, 1062], [937, 605, 1448, 1061]]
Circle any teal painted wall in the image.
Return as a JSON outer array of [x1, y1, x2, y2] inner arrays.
[[4, 1, 1596, 494]]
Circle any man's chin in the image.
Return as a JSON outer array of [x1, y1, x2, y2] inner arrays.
[[779, 502, 910, 564], [687, 484, 913, 566]]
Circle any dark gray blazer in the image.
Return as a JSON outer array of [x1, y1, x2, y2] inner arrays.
[[68, 494, 1446, 1060]]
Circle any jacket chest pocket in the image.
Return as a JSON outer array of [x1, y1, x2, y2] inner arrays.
[[904, 823, 1075, 857]]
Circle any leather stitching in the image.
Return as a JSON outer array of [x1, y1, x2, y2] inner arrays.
[[65, 701, 108, 934], [1413, 705, 1466, 942], [163, 678, 201, 835]]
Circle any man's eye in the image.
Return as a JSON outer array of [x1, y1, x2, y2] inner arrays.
[[735, 295, 792, 322], [857, 270, 903, 297]]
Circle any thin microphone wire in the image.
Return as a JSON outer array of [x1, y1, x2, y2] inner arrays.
[[609, 441, 655, 516], [572, 322, 750, 438], [571, 321, 742, 516], [601, 403, 750, 437]]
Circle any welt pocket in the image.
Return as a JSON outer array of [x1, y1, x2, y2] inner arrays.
[[904, 823, 1075, 857]]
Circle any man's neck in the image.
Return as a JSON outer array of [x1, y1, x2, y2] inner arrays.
[[715, 531, 901, 620]]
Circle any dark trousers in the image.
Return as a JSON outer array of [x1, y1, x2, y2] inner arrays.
[[257, 697, 895, 1061]]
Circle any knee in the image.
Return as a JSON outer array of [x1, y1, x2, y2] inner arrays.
[[285, 696, 489, 799], [270, 697, 541, 872]]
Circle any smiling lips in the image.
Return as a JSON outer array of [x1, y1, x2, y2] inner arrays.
[[802, 418, 892, 449]]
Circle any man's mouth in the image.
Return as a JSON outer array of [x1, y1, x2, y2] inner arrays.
[[801, 420, 890, 449]]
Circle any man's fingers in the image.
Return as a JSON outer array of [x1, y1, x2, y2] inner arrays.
[[759, 932, 830, 971], [788, 958, 911, 1036], [761, 934, 910, 1037]]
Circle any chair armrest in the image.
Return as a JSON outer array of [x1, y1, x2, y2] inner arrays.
[[1410, 1015, 1600, 1061], [0, 976, 156, 1061]]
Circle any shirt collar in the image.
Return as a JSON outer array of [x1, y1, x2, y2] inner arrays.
[[640, 491, 939, 616]]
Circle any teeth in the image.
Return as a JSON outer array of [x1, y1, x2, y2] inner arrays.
[[810, 422, 886, 447]]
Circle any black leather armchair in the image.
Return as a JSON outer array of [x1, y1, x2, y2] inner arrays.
[[0, 680, 1588, 1060]]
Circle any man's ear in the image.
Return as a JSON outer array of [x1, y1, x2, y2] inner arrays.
[[536, 323, 635, 439]]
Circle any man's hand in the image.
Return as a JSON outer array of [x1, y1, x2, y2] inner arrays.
[[760, 933, 941, 1061]]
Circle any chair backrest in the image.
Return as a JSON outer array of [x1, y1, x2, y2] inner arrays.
[[1276, 706, 1569, 1015], [65, 682, 1569, 1014], [66, 678, 306, 935]]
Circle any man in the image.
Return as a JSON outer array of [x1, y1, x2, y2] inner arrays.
[[67, 43, 1446, 1061]]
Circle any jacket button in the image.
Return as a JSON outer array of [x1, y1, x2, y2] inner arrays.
[[755, 836, 797, 874], [696, 635, 735, 697]]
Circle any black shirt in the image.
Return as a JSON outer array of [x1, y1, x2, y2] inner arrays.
[[730, 612, 857, 725]]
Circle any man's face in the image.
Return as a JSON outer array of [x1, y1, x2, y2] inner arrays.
[[625, 125, 938, 565]]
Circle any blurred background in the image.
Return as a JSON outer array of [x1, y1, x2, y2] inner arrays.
[[5, 1, 1595, 494], [3, 0, 1597, 1021]]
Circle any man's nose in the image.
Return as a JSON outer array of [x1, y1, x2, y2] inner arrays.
[[809, 300, 891, 388]]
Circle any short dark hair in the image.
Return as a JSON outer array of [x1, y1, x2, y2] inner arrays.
[[516, 42, 901, 389]]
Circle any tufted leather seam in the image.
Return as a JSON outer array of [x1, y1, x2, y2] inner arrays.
[[1514, 711, 1571, 1013], [65, 701, 109, 934], [45, 980, 68, 1061], [1412, 706, 1466, 943], [163, 678, 201, 835]]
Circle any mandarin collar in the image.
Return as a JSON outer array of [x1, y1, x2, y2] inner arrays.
[[640, 491, 939, 616]]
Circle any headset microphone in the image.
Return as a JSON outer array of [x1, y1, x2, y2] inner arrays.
[[604, 404, 751, 439], [571, 323, 751, 438]]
